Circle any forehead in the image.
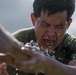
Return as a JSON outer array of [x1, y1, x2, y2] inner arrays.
[[39, 11, 67, 23]]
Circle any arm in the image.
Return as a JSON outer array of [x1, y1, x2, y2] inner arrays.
[[13, 49, 76, 75], [0, 25, 29, 60], [0, 49, 76, 75], [44, 57, 76, 75], [0, 25, 76, 75]]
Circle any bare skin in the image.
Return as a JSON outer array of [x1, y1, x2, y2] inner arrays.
[[0, 48, 76, 75], [0, 63, 8, 75], [0, 11, 76, 75], [68, 60, 76, 66], [31, 11, 72, 50], [0, 25, 35, 60]]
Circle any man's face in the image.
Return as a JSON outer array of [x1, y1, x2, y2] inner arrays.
[[31, 11, 72, 50]]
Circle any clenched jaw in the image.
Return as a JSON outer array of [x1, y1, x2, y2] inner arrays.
[[42, 36, 57, 50]]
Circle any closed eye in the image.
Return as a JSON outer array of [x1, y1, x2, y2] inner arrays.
[[40, 21, 50, 27], [55, 24, 65, 29]]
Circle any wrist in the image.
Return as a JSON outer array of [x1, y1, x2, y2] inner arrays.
[[43, 57, 66, 75]]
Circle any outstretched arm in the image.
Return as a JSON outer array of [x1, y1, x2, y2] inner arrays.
[[0, 25, 30, 60], [0, 25, 76, 75], [13, 49, 76, 75]]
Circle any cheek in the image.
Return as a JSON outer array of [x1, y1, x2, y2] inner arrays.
[[57, 30, 65, 36], [34, 26, 43, 40], [35, 25, 46, 42], [57, 29, 66, 43]]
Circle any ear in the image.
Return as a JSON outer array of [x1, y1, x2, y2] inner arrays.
[[30, 13, 36, 26], [67, 18, 72, 29]]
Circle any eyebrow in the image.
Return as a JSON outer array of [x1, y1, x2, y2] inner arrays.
[[41, 20, 67, 26], [56, 22, 67, 26]]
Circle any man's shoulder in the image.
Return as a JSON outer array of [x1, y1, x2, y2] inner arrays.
[[12, 27, 34, 36], [12, 27, 36, 44], [63, 33, 76, 46], [64, 33, 76, 39], [55, 33, 76, 64]]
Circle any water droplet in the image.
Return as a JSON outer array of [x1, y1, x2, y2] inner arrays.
[[0, 53, 5, 56], [26, 35, 28, 38], [24, 40, 55, 57], [49, 46, 52, 48], [52, 55, 56, 59], [53, 51, 55, 54], [63, 50, 65, 53], [59, 57, 61, 60], [32, 49, 35, 51], [61, 58, 64, 60], [16, 68, 18, 70], [73, 57, 76, 59], [67, 60, 70, 62], [21, 47, 25, 50], [71, 44, 73, 45], [68, 42, 70, 45], [58, 33, 60, 35], [25, 43, 30, 47], [45, 37, 48, 39], [16, 73, 18, 75]]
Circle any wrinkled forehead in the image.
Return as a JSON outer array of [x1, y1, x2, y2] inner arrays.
[[37, 11, 68, 25]]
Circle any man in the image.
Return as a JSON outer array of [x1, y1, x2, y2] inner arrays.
[[13, 0, 76, 64], [0, 0, 76, 75]]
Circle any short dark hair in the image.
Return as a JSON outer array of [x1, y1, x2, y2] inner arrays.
[[33, 0, 75, 21]]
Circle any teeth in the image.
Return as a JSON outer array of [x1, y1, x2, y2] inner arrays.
[[47, 42, 53, 46], [43, 36, 56, 49], [45, 37, 48, 39], [45, 40, 54, 48]]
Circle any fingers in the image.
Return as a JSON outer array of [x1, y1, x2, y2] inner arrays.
[[21, 46, 36, 56], [0, 53, 13, 64], [21, 45, 43, 57], [14, 59, 37, 73], [0, 63, 7, 71], [0, 63, 8, 75], [0, 53, 16, 68]]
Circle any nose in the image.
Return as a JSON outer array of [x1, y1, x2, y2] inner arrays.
[[46, 27, 56, 38]]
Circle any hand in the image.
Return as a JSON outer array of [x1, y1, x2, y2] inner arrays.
[[0, 63, 8, 75], [68, 60, 76, 66], [13, 47, 51, 73], [0, 53, 15, 67], [0, 44, 45, 73], [0, 25, 37, 68]]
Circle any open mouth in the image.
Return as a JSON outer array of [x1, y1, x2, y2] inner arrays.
[[42, 37, 57, 50]]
